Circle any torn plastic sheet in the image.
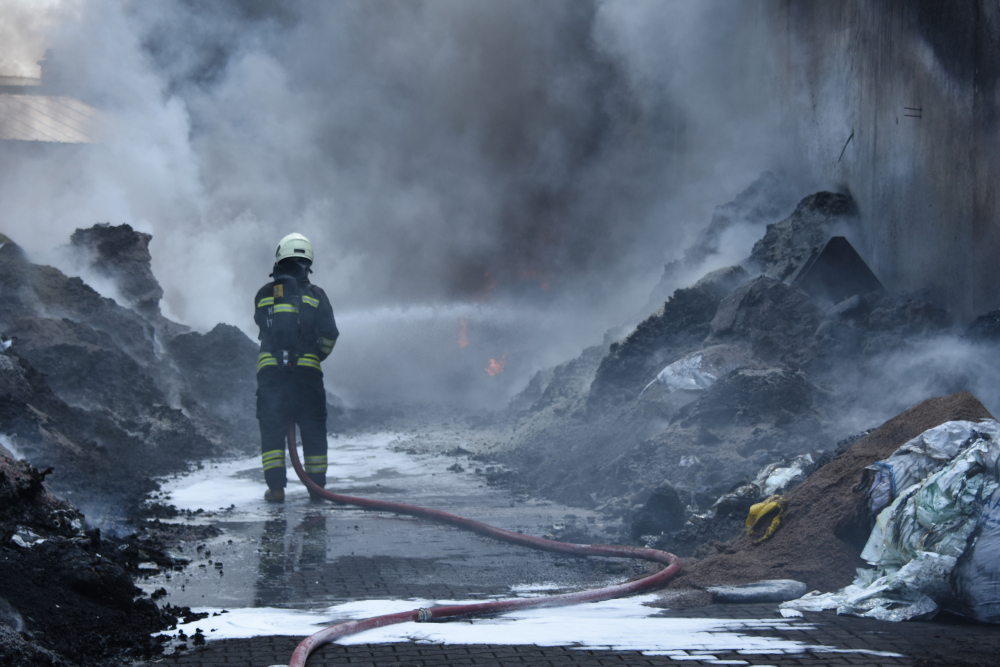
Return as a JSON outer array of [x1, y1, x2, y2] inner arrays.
[[756, 454, 813, 497], [640, 345, 756, 398], [781, 555, 951, 622], [954, 482, 1000, 621], [10, 527, 46, 548], [783, 420, 1000, 622], [862, 447, 995, 568], [640, 353, 717, 396], [864, 420, 1000, 519]]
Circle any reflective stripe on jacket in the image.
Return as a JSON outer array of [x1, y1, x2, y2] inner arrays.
[[254, 276, 339, 374]]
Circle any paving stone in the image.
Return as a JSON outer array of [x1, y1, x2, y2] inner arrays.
[[146, 453, 1000, 667]]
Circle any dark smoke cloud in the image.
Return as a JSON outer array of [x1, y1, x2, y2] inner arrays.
[[0, 0, 820, 408], [127, 0, 692, 306]]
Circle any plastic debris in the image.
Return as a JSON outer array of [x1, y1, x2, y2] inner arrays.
[[782, 420, 1000, 622], [640, 353, 717, 397], [780, 556, 947, 622], [10, 527, 46, 548], [744, 495, 786, 543], [755, 454, 814, 497], [638, 345, 756, 398], [707, 453, 814, 520], [863, 420, 992, 521], [954, 486, 1000, 620], [708, 579, 807, 603]]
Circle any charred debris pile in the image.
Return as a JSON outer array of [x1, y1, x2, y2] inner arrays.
[[0, 446, 193, 665], [499, 176, 1000, 573], [0, 225, 253, 664], [0, 225, 260, 512]]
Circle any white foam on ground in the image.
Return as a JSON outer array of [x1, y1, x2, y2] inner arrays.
[[155, 433, 436, 516], [157, 456, 305, 512], [167, 595, 903, 661], [509, 582, 564, 596]]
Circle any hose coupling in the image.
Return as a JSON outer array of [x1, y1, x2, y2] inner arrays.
[[416, 608, 433, 623]]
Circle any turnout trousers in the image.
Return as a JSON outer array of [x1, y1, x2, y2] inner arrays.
[[257, 365, 328, 490]]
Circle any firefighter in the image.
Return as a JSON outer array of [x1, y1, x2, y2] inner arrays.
[[254, 233, 339, 502]]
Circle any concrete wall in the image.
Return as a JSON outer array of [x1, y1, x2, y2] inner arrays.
[[755, 1, 1000, 319]]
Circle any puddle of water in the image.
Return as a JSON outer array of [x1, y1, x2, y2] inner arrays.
[[165, 595, 903, 664]]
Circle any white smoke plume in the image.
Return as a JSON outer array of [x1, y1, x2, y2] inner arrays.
[[0, 0, 824, 409], [0, 0, 80, 78]]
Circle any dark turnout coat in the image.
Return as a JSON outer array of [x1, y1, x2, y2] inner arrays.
[[253, 262, 339, 489]]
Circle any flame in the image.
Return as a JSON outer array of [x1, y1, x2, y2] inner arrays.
[[458, 319, 470, 348], [485, 352, 507, 376]]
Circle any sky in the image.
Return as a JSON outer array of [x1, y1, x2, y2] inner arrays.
[[0, 0, 817, 408]]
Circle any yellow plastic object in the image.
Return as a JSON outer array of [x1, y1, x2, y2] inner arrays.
[[744, 494, 787, 543]]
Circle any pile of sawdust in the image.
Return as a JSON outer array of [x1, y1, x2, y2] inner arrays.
[[666, 391, 995, 593]]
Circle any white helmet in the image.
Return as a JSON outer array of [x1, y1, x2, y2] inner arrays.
[[275, 232, 313, 263]]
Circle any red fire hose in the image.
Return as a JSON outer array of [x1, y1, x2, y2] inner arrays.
[[285, 424, 682, 667]]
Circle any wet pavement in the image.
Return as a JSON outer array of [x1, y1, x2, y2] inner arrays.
[[138, 433, 630, 611], [135, 432, 1000, 667]]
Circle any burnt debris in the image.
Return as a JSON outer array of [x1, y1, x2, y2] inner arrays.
[[0, 226, 263, 513], [501, 186, 979, 565]]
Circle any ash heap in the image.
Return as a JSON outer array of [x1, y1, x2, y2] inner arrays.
[[0, 223, 259, 665]]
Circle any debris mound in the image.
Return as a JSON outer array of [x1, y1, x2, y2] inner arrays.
[[0, 448, 172, 665], [748, 191, 857, 280], [69, 223, 164, 318], [646, 171, 797, 309], [669, 391, 994, 593], [0, 227, 260, 513], [502, 184, 961, 546], [589, 265, 750, 409]]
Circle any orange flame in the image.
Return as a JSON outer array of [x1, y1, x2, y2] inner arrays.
[[458, 319, 470, 348], [485, 352, 507, 376]]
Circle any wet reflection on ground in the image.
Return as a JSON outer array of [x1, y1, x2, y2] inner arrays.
[[142, 433, 917, 664], [138, 433, 625, 610]]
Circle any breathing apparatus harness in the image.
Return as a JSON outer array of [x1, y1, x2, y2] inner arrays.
[[268, 260, 310, 370]]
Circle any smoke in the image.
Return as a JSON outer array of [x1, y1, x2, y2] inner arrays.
[[0, 0, 80, 78], [0, 0, 823, 409], [0, 433, 25, 462], [830, 335, 1000, 439]]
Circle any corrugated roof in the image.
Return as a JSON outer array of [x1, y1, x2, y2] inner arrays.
[[0, 93, 100, 143]]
